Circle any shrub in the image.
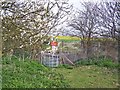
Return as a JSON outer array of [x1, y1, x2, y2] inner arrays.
[[75, 57, 119, 69]]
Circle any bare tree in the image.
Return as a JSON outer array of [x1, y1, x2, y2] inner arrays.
[[98, 2, 120, 41], [68, 2, 99, 58]]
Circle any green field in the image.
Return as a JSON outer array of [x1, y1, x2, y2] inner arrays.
[[56, 36, 80, 42]]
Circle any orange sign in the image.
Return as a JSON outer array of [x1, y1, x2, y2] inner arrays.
[[50, 41, 58, 46]]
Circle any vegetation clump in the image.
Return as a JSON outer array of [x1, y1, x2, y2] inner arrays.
[[2, 56, 70, 88], [75, 56, 119, 69]]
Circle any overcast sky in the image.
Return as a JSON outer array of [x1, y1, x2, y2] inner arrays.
[[69, 0, 116, 9], [4, 0, 117, 36], [15, 0, 116, 10]]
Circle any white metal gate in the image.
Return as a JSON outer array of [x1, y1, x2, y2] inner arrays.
[[41, 53, 60, 67]]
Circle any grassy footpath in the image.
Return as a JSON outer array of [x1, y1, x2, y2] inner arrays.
[[54, 65, 119, 88]]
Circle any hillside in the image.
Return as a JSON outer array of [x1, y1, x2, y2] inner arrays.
[[2, 56, 69, 88]]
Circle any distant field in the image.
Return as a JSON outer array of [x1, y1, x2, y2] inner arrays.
[[56, 36, 80, 42], [55, 36, 115, 42]]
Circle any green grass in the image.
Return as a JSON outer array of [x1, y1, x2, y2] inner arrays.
[[54, 65, 119, 88], [2, 56, 119, 88], [2, 56, 69, 88]]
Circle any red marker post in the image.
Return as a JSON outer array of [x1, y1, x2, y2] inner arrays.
[[50, 41, 58, 46], [50, 41, 58, 53]]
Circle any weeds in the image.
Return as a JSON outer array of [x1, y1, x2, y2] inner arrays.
[[2, 56, 70, 88]]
